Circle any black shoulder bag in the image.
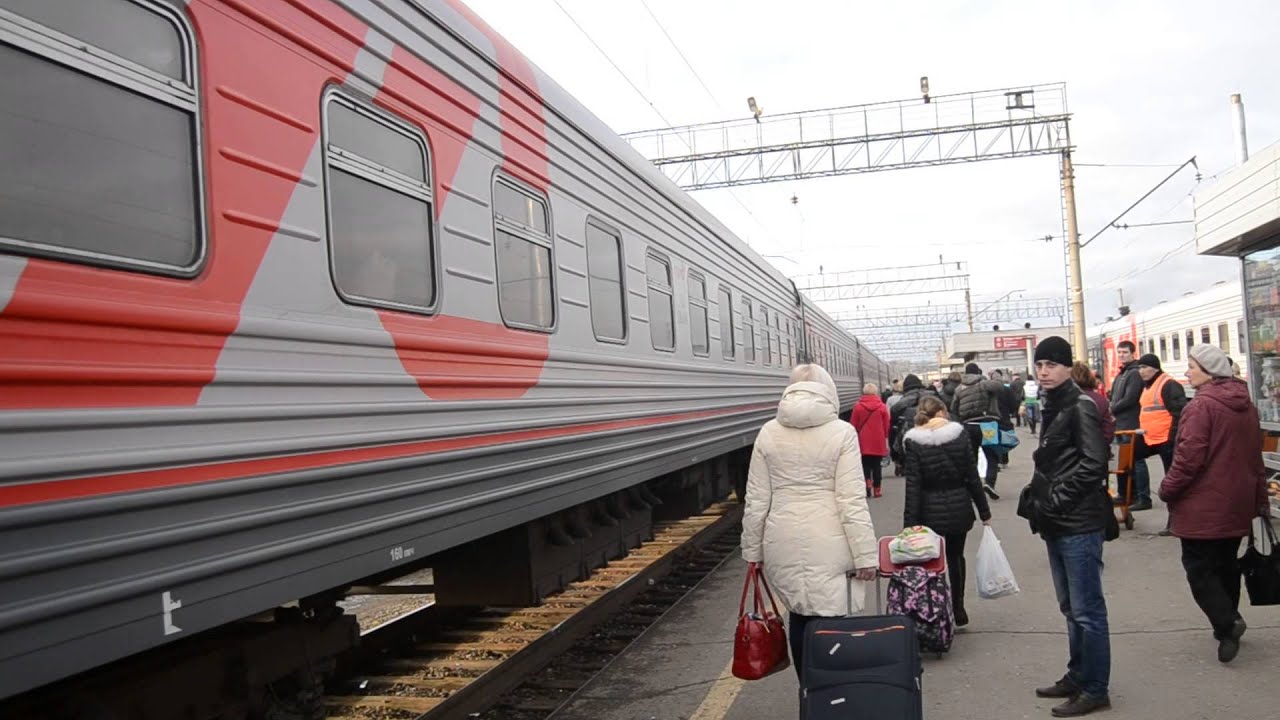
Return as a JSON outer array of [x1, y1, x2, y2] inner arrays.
[[1241, 517, 1280, 606]]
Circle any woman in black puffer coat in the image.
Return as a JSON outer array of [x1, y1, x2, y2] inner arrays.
[[902, 395, 992, 627]]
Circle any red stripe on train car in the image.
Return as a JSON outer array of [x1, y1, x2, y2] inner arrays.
[[0, 403, 771, 508], [443, 0, 550, 192], [376, 313, 549, 400], [377, 44, 484, 218], [0, 0, 368, 409]]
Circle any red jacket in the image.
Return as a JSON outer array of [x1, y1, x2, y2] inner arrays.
[[1158, 378, 1268, 539], [851, 393, 891, 457], [1084, 388, 1116, 446]]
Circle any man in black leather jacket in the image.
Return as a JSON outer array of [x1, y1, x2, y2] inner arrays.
[[1017, 337, 1114, 717]]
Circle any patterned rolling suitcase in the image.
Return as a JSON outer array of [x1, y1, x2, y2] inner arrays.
[[799, 571, 924, 719]]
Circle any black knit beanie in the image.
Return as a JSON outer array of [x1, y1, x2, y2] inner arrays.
[[964, 363, 981, 375], [1033, 336, 1073, 366]]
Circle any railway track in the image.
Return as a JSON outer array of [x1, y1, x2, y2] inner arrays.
[[326, 502, 743, 720]]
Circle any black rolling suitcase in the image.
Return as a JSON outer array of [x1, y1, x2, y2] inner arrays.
[[799, 573, 924, 719]]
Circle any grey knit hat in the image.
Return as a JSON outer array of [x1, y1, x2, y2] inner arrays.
[[1189, 344, 1232, 378]]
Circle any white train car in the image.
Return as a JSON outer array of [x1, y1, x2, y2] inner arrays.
[[1089, 279, 1246, 393]]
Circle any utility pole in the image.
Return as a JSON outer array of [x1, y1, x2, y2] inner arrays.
[[1062, 151, 1088, 354], [964, 289, 974, 332]]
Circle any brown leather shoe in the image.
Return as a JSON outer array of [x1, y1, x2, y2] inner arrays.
[[1051, 693, 1111, 717], [1035, 676, 1081, 699]]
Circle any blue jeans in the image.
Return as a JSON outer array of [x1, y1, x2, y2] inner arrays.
[[1131, 454, 1151, 505], [1045, 531, 1111, 698]]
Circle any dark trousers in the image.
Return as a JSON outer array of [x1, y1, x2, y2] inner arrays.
[[944, 531, 968, 612], [862, 454, 884, 490], [1137, 437, 1174, 473], [964, 424, 1000, 485], [1119, 433, 1152, 504], [1180, 537, 1244, 637], [789, 611, 818, 679]]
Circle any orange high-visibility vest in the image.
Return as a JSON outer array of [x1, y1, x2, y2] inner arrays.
[[1139, 373, 1174, 445]]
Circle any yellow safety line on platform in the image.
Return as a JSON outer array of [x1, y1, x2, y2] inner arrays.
[[688, 656, 746, 720]]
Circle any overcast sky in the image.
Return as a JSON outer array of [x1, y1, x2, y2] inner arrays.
[[463, 0, 1279, 350]]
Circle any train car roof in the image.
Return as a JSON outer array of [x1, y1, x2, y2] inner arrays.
[[1088, 278, 1241, 337], [421, 1, 862, 344]]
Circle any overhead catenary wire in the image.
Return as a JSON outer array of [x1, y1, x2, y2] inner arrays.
[[550, 0, 781, 246], [638, 0, 721, 111], [1079, 156, 1198, 249]]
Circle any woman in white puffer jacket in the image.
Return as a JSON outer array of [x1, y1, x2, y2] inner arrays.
[[741, 364, 879, 679]]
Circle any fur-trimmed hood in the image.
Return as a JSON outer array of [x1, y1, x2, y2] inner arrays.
[[903, 420, 965, 446]]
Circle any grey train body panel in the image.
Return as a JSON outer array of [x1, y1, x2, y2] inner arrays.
[[0, 0, 883, 699]]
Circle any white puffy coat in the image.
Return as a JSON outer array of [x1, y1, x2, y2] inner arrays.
[[740, 376, 879, 616]]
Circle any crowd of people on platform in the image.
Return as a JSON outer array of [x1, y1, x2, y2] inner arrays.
[[740, 335, 1269, 717]]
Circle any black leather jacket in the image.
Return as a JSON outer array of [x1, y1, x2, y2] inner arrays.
[[1018, 381, 1115, 538]]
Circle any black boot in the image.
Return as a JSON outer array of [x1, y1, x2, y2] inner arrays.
[[954, 605, 969, 628], [1035, 675, 1080, 699], [1051, 694, 1111, 717]]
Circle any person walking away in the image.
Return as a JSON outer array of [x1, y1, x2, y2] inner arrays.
[[1011, 373, 1028, 427], [1108, 341, 1149, 510], [889, 374, 938, 479], [940, 372, 962, 410], [1158, 345, 1268, 663], [740, 364, 879, 680], [1016, 337, 1114, 717], [1073, 362, 1115, 446], [1023, 377, 1041, 435], [992, 370, 1019, 468], [902, 396, 992, 627], [951, 363, 1006, 499], [851, 384, 891, 498], [886, 378, 905, 412]]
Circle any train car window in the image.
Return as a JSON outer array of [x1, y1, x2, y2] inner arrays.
[[761, 308, 773, 366], [1172, 333, 1181, 360], [1218, 322, 1230, 352], [1238, 320, 1246, 358], [718, 286, 735, 360], [325, 94, 435, 311], [1159, 335, 1167, 360], [645, 251, 674, 351], [585, 220, 625, 342], [1185, 329, 1195, 351], [742, 297, 756, 363], [329, 103, 426, 180], [495, 181, 549, 234], [688, 270, 709, 356], [493, 178, 554, 329], [0, 0, 203, 274], [1201, 326, 1211, 346]]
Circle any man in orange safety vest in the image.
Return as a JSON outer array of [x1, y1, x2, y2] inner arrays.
[[1133, 353, 1188, 512]]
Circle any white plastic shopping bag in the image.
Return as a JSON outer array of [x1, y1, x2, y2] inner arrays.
[[976, 526, 1020, 599], [888, 526, 942, 565], [976, 448, 988, 480]]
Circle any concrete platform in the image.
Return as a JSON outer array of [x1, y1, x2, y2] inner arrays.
[[551, 438, 1280, 720]]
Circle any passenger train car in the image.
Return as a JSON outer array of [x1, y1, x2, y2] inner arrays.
[[0, 0, 887, 708], [1087, 279, 1246, 393]]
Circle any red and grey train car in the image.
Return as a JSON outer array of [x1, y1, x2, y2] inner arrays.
[[0, 0, 884, 706]]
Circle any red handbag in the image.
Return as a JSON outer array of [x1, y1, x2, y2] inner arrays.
[[731, 563, 790, 680]]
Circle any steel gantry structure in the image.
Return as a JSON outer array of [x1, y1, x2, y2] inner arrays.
[[622, 83, 1070, 190], [622, 82, 1090, 355]]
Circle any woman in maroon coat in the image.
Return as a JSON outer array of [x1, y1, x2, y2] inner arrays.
[[1159, 344, 1268, 663], [851, 383, 891, 498]]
